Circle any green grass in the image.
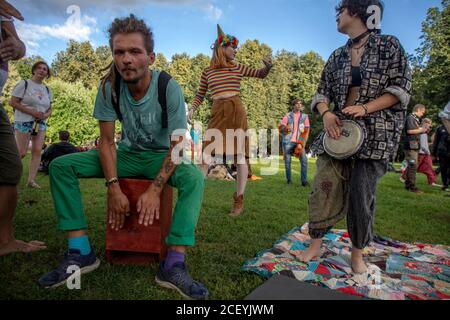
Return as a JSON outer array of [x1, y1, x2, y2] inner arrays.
[[1, 154, 449, 300]]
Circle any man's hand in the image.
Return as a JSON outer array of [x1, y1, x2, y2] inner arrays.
[[0, 27, 24, 62], [137, 187, 160, 227], [294, 144, 303, 158], [0, 1, 24, 20], [323, 112, 343, 139], [285, 124, 292, 134], [107, 187, 130, 231]]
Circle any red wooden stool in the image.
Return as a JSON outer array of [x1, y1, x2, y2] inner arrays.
[[105, 178, 173, 266]]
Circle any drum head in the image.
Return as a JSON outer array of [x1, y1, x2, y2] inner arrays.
[[323, 120, 364, 160]]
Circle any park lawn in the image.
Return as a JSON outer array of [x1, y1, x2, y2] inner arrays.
[[1, 154, 449, 300]]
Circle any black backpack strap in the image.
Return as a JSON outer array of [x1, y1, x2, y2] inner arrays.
[[21, 79, 28, 99], [111, 66, 122, 122], [158, 71, 172, 129]]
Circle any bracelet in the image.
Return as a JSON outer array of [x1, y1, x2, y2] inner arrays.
[[320, 110, 331, 118], [361, 104, 369, 116], [105, 177, 119, 187]]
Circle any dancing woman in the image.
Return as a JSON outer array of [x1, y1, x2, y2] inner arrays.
[[189, 25, 272, 216]]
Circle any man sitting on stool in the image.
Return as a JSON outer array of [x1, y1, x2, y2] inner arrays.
[[38, 15, 208, 300]]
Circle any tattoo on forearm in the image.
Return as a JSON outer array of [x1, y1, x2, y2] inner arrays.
[[164, 160, 174, 174], [154, 175, 165, 189], [152, 141, 179, 190]]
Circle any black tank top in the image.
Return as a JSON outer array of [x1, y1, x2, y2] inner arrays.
[[350, 66, 362, 88]]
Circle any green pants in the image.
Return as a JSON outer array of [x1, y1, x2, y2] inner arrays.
[[49, 148, 205, 246]]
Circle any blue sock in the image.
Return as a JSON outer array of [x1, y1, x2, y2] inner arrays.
[[68, 235, 91, 255], [164, 251, 185, 270]]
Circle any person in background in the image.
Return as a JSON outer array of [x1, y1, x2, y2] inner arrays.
[[403, 104, 429, 194], [40, 130, 78, 174], [279, 98, 310, 187], [432, 115, 450, 193], [10, 60, 53, 189], [401, 118, 439, 187]]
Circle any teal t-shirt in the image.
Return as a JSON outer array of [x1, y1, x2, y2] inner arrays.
[[93, 70, 187, 151]]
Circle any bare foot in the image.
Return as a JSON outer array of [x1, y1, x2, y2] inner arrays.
[[351, 255, 368, 274], [0, 239, 47, 256], [27, 181, 41, 189], [296, 239, 322, 263]]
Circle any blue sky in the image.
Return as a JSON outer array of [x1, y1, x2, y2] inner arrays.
[[10, 0, 443, 64]]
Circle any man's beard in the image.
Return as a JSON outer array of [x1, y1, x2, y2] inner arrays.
[[124, 78, 139, 84]]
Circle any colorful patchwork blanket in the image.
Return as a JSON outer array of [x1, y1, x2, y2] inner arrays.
[[242, 224, 450, 300]]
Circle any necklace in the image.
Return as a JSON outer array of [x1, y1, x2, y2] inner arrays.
[[349, 30, 371, 45], [352, 36, 369, 56]]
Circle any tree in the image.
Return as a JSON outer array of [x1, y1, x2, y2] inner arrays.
[[1, 63, 21, 118], [45, 78, 99, 146], [265, 50, 296, 129], [168, 53, 193, 104], [237, 39, 273, 129], [52, 40, 103, 89], [153, 53, 169, 71], [412, 0, 450, 122]]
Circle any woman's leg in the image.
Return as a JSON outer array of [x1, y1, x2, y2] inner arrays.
[[15, 131, 31, 159], [236, 160, 248, 196], [28, 130, 46, 185]]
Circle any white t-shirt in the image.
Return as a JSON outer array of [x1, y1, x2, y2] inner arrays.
[[11, 79, 53, 122]]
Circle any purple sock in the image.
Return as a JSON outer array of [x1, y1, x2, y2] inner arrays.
[[164, 250, 185, 270]]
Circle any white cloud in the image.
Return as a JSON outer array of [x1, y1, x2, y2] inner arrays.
[[16, 10, 98, 52], [19, 0, 223, 21], [202, 3, 223, 21]]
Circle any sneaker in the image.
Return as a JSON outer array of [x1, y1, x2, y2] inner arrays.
[[38, 248, 100, 288], [155, 261, 209, 300], [301, 181, 310, 187]]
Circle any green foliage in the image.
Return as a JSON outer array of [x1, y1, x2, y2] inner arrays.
[[411, 0, 450, 123], [52, 40, 106, 89], [1, 63, 21, 118], [45, 78, 99, 146], [153, 53, 169, 71]]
